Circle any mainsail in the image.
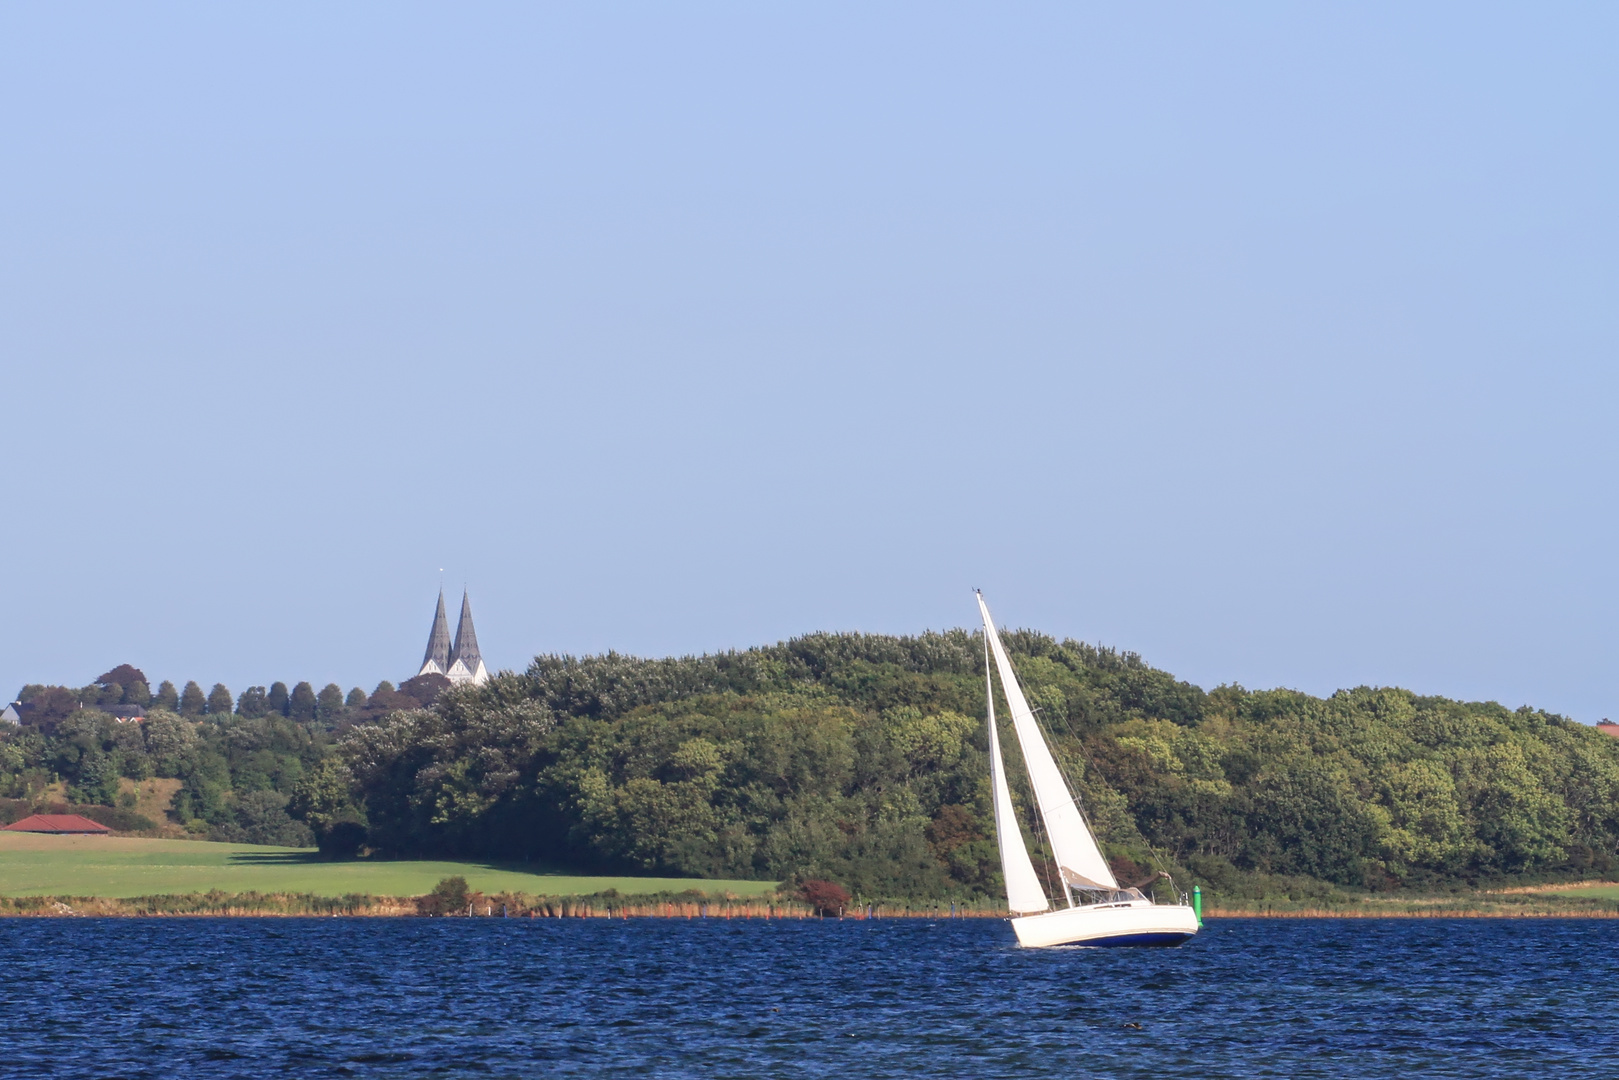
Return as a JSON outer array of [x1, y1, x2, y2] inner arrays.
[[977, 593, 1118, 894], [986, 636, 1051, 914]]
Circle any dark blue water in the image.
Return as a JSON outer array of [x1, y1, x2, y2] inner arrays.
[[1, 916, 1615, 1078]]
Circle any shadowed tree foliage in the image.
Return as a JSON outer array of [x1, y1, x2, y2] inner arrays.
[[205, 684, 234, 716], [267, 682, 290, 717], [179, 681, 207, 717], [95, 665, 148, 692], [17, 687, 80, 731], [398, 673, 450, 708], [152, 680, 180, 712], [288, 682, 317, 722], [315, 684, 346, 727], [236, 687, 270, 719]]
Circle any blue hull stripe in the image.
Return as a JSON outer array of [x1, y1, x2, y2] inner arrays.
[[1082, 932, 1195, 948]]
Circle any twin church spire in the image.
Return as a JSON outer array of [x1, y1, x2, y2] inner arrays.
[[418, 589, 489, 685]]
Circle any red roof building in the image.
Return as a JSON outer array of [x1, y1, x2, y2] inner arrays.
[[2, 814, 112, 834], [1597, 720, 1619, 738]]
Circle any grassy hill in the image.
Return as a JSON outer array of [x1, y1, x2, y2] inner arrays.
[[0, 833, 779, 900]]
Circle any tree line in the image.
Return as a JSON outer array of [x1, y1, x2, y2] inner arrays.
[[3, 666, 451, 846], [7, 636, 1619, 902], [302, 631, 1619, 900], [15, 664, 452, 729]]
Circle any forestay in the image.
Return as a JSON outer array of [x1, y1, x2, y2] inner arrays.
[[976, 594, 1118, 893]]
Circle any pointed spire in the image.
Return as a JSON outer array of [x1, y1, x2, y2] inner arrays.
[[447, 590, 487, 684], [419, 590, 452, 676]]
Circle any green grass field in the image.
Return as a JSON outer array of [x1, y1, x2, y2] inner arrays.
[[1539, 883, 1619, 900], [0, 834, 779, 900]]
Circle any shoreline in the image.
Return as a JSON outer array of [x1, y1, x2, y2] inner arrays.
[[5, 894, 1619, 920]]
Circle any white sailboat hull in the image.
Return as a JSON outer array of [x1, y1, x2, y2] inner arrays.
[[1011, 901, 1200, 948]]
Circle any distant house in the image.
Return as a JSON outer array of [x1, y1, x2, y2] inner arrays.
[[107, 705, 146, 723], [0, 702, 21, 724], [2, 814, 111, 835], [1597, 719, 1619, 738]]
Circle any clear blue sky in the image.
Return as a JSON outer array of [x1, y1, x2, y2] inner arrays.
[[3, 4, 1615, 720]]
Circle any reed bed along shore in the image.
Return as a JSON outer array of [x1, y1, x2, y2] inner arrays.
[[1206, 895, 1619, 918], [1209, 907, 1619, 918], [7, 891, 1619, 919], [0, 891, 1010, 919]]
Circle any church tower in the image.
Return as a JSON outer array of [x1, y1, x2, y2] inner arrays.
[[445, 590, 489, 685], [418, 590, 452, 677]]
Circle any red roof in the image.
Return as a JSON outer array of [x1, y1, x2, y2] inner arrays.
[[2, 814, 112, 834]]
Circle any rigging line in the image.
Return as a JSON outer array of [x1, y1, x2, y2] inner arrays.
[[1036, 659, 1183, 886], [1025, 700, 1109, 850]]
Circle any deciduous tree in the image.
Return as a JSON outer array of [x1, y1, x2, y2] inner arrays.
[[236, 687, 269, 719]]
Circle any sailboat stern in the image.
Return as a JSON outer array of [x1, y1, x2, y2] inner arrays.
[[1010, 901, 1200, 948]]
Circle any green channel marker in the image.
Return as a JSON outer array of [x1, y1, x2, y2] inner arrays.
[[1193, 885, 1202, 924]]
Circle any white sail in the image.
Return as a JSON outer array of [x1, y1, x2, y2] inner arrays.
[[986, 636, 1051, 914], [977, 593, 1118, 892]]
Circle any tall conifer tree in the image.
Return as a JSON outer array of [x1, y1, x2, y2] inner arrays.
[[288, 681, 317, 722], [205, 683, 233, 716], [179, 681, 206, 717]]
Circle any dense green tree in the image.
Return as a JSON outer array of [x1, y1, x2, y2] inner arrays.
[[95, 665, 147, 691], [236, 686, 270, 718], [71, 748, 122, 805], [152, 680, 180, 712], [345, 687, 368, 709], [362, 683, 418, 716], [20, 686, 80, 729], [266, 682, 290, 716], [142, 710, 196, 775], [315, 683, 345, 727], [398, 673, 450, 707], [179, 681, 207, 717], [290, 758, 367, 856], [205, 683, 234, 716], [288, 682, 317, 722]]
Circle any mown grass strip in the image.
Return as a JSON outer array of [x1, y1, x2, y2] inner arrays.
[[0, 834, 777, 900]]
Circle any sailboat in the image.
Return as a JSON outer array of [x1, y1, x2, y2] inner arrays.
[[977, 591, 1200, 948]]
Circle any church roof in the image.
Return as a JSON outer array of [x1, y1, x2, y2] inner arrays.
[[420, 590, 452, 675], [450, 591, 483, 676]]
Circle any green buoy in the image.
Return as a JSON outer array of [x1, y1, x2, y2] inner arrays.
[[1193, 885, 1202, 925]]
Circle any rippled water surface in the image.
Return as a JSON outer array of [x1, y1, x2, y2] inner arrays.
[[2, 916, 1616, 1078]]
